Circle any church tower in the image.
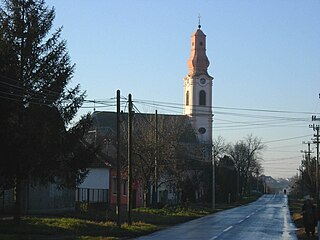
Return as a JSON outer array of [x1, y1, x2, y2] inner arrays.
[[183, 24, 213, 144]]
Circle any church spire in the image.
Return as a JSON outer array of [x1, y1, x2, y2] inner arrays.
[[198, 13, 201, 29], [187, 25, 210, 77]]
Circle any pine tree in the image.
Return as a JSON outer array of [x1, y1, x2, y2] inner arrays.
[[0, 0, 94, 219]]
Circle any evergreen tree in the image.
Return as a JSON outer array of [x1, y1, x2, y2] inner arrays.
[[0, 0, 94, 218]]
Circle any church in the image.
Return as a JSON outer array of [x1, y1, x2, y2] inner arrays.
[[77, 24, 214, 207]]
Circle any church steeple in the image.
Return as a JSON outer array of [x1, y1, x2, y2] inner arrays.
[[187, 27, 211, 77], [183, 25, 213, 144]]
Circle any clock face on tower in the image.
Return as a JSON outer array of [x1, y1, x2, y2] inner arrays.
[[200, 78, 206, 85]]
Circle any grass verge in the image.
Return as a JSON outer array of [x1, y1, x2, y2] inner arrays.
[[0, 196, 260, 240], [288, 196, 318, 240], [0, 217, 157, 240]]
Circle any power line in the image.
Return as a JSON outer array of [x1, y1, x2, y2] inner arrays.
[[262, 135, 311, 144], [134, 98, 319, 115]]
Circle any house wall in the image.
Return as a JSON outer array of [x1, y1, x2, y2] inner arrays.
[[79, 168, 110, 189], [109, 169, 143, 208]]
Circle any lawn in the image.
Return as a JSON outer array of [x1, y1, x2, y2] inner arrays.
[[0, 217, 157, 240], [0, 196, 260, 240]]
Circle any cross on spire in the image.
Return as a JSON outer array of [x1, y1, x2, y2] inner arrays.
[[198, 14, 201, 29]]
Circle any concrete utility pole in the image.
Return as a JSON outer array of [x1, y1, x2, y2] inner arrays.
[[127, 94, 133, 225], [302, 141, 313, 188], [310, 112, 320, 240], [212, 144, 215, 210], [116, 90, 121, 227], [154, 110, 158, 206]]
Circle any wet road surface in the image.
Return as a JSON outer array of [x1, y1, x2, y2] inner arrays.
[[135, 194, 297, 240]]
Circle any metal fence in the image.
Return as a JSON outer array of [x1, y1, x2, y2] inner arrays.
[[75, 188, 109, 203]]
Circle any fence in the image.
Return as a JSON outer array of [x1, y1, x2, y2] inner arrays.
[[75, 188, 109, 203], [0, 189, 14, 213]]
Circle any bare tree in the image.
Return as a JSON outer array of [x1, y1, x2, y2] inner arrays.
[[213, 135, 228, 162], [130, 114, 197, 206], [228, 135, 264, 195]]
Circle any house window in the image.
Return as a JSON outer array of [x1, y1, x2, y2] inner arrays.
[[112, 177, 117, 194], [140, 182, 142, 199], [186, 91, 189, 106], [199, 90, 206, 106], [122, 179, 127, 196]]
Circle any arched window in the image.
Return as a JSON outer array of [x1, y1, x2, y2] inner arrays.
[[186, 91, 189, 106], [199, 90, 206, 106]]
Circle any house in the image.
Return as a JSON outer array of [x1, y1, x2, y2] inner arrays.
[[109, 168, 144, 209], [76, 160, 110, 206], [77, 122, 144, 210]]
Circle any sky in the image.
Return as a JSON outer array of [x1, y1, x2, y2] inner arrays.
[[45, 0, 320, 179]]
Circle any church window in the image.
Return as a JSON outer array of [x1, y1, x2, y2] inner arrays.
[[186, 91, 189, 106], [200, 41, 203, 46], [199, 90, 206, 105], [198, 127, 206, 134]]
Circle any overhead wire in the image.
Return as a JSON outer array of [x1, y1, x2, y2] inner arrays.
[[0, 73, 63, 98], [1, 78, 316, 159]]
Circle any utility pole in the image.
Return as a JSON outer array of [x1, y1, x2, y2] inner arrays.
[[212, 144, 215, 210], [302, 141, 313, 190], [127, 94, 133, 225], [310, 112, 320, 240], [15, 0, 26, 222], [116, 90, 121, 227], [153, 110, 158, 206]]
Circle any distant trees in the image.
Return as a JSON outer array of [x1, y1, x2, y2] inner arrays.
[[0, 0, 94, 218], [214, 135, 265, 200], [130, 123, 266, 205], [228, 135, 264, 195], [291, 156, 317, 198], [130, 115, 266, 205]]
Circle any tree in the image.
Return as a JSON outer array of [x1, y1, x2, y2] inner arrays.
[[296, 156, 317, 198], [213, 135, 228, 161], [216, 155, 237, 203], [228, 135, 264, 195], [0, 0, 93, 219], [129, 113, 198, 206]]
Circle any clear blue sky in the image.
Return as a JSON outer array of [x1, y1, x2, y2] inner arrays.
[[46, 0, 320, 179]]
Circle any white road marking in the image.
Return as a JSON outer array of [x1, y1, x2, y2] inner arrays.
[[223, 226, 233, 232], [210, 195, 296, 240]]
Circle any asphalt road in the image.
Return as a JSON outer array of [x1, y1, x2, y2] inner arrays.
[[135, 194, 297, 240]]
